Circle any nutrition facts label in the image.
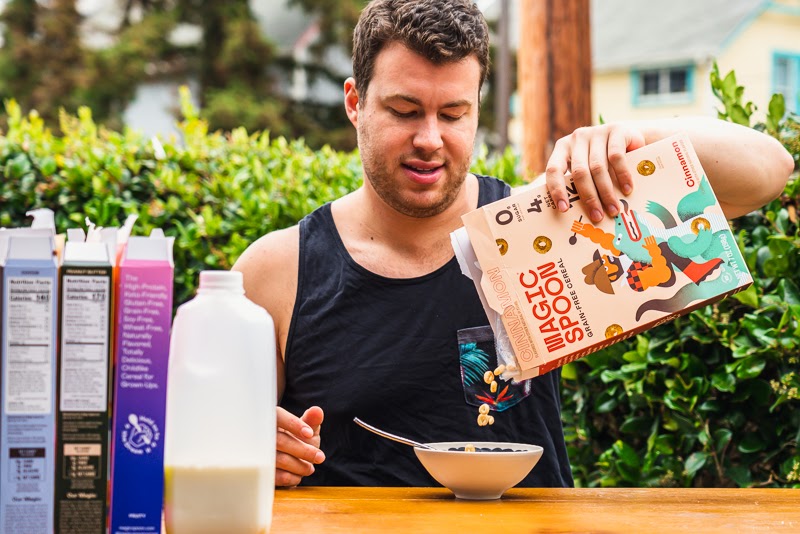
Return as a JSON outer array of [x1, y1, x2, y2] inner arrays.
[[62, 444, 101, 480], [60, 274, 110, 412], [4, 277, 54, 415], [7, 448, 46, 483]]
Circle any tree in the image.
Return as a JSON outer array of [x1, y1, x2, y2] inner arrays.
[[0, 0, 84, 125], [0, 0, 363, 149]]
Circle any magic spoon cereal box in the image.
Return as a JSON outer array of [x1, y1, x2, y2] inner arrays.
[[460, 134, 752, 381]]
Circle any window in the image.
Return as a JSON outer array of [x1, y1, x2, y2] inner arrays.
[[774, 53, 800, 114], [632, 66, 693, 106]]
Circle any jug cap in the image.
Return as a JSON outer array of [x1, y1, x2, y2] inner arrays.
[[199, 270, 244, 293]]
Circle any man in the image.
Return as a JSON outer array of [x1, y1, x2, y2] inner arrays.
[[233, 0, 793, 488]]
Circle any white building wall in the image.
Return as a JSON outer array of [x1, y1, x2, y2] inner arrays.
[[592, 10, 800, 124], [715, 11, 800, 120]]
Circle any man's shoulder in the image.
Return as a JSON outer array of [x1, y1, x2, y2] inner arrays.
[[234, 225, 300, 273], [232, 225, 300, 313], [472, 173, 513, 203]]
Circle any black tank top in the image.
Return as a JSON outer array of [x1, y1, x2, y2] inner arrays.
[[282, 175, 573, 487]]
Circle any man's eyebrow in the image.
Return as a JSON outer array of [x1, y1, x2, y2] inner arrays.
[[383, 94, 473, 109]]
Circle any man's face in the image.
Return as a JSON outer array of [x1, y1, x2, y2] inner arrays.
[[345, 42, 481, 218]]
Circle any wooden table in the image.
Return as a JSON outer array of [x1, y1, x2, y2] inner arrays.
[[271, 486, 800, 533]]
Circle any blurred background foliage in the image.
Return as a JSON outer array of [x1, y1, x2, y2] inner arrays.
[[561, 67, 800, 489], [0, 0, 516, 152], [0, 0, 366, 150]]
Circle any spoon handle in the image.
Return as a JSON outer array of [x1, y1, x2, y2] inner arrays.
[[353, 417, 435, 450]]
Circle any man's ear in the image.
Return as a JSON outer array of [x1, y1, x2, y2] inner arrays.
[[344, 77, 359, 127]]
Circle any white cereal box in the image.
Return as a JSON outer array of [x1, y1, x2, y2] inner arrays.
[[460, 134, 753, 380]]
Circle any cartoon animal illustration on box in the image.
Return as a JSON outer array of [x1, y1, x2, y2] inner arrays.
[[572, 175, 738, 320]]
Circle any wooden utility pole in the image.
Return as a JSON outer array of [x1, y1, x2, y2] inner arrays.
[[494, 0, 511, 150], [518, 0, 592, 178]]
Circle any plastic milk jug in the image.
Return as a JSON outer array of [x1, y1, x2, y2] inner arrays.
[[164, 271, 276, 534]]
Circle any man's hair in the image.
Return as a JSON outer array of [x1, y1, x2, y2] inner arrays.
[[352, 0, 490, 100]]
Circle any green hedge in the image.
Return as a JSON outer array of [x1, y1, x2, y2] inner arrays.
[[561, 67, 800, 488], [1, 78, 798, 488]]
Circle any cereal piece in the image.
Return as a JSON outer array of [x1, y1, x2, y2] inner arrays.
[[488, 415, 495, 425], [464, 443, 476, 452], [493, 364, 506, 376], [483, 370, 494, 384], [533, 235, 552, 254], [605, 324, 623, 339], [478, 403, 490, 415], [691, 217, 711, 235], [490, 380, 498, 393], [506, 364, 517, 372], [496, 238, 509, 255], [477, 413, 489, 426], [637, 159, 656, 176]]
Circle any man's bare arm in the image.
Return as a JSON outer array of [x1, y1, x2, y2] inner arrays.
[[233, 226, 299, 398], [545, 118, 794, 221], [635, 117, 793, 218], [232, 226, 325, 487]]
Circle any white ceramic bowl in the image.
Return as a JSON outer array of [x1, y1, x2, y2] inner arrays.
[[414, 441, 544, 500]]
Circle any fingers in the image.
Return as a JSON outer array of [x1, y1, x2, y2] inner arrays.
[[300, 406, 324, 441], [275, 406, 326, 487], [275, 468, 303, 488], [545, 136, 572, 214], [277, 405, 316, 441], [608, 130, 634, 196], [546, 125, 645, 223], [569, 128, 609, 223], [275, 430, 319, 481], [276, 426, 325, 464]]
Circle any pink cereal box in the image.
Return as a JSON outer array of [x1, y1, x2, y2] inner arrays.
[[461, 134, 753, 380], [108, 229, 173, 534]]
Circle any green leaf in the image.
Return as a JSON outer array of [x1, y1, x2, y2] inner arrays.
[[40, 157, 57, 176], [620, 362, 648, 373], [711, 371, 736, 393], [738, 433, 766, 454], [698, 400, 723, 413], [615, 461, 640, 483], [595, 391, 619, 413], [733, 285, 759, 308], [779, 278, 800, 306], [620, 416, 653, 434], [714, 429, 733, 454], [727, 466, 753, 487], [729, 104, 750, 126], [561, 362, 577, 381], [735, 356, 766, 379], [684, 452, 709, 477], [612, 440, 641, 468], [766, 93, 785, 134]]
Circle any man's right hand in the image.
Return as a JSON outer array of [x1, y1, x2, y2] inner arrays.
[[276, 406, 325, 487]]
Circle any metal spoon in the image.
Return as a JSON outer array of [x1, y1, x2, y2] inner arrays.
[[353, 417, 437, 450]]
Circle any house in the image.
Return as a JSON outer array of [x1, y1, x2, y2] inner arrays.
[[591, 0, 800, 122], [18, 0, 793, 140]]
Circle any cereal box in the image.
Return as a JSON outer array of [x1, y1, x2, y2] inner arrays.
[[460, 134, 753, 380], [55, 225, 116, 534], [108, 229, 173, 534], [0, 230, 58, 534]]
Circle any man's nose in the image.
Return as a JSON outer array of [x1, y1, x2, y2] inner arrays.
[[412, 116, 444, 152]]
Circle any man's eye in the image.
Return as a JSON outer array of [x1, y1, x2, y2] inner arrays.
[[389, 108, 415, 118], [441, 114, 464, 122]]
